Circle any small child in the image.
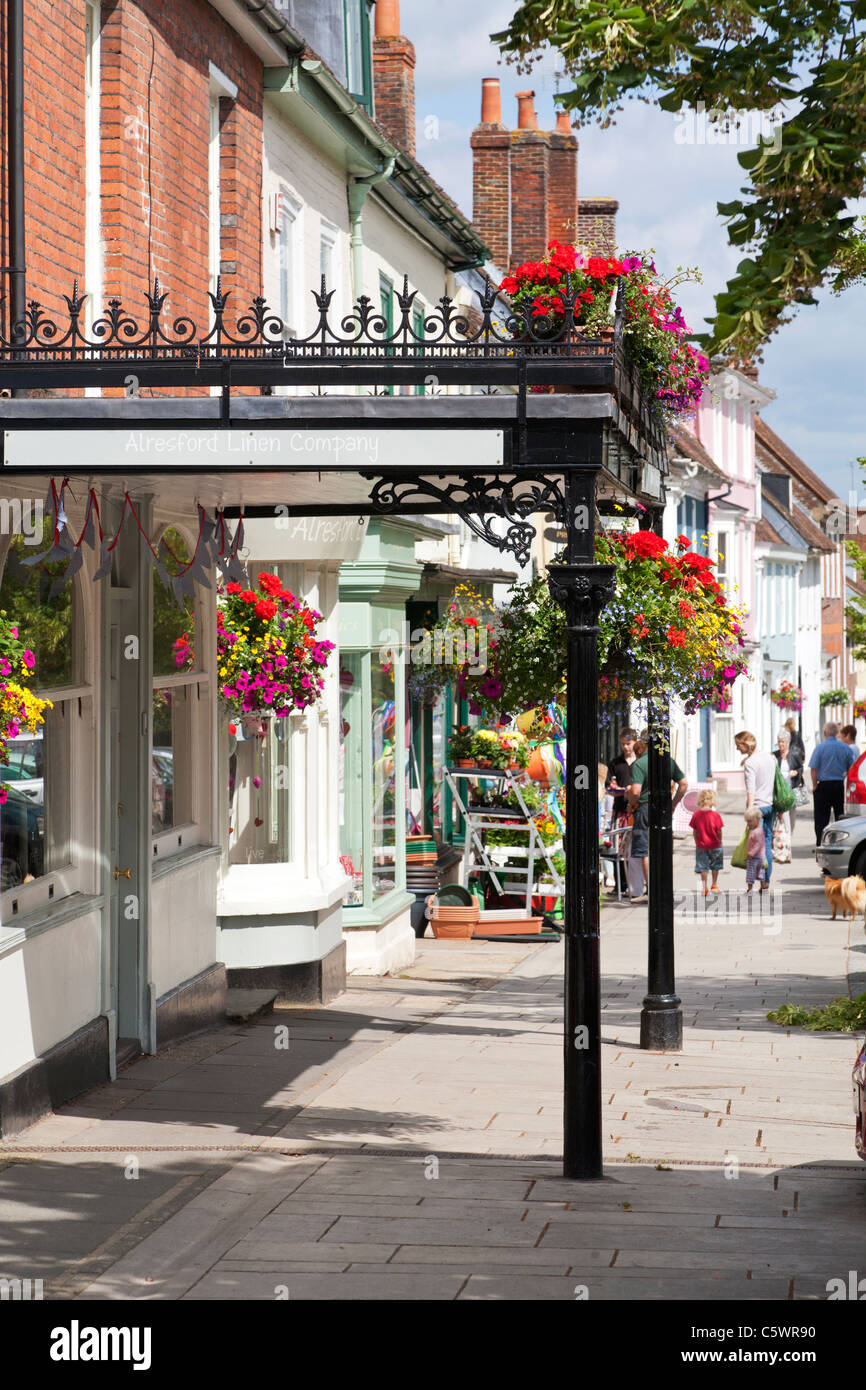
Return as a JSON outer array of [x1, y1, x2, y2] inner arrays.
[[690, 787, 724, 895], [744, 807, 767, 892]]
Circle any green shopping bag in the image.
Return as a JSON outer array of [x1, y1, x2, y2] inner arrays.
[[772, 765, 797, 814], [730, 828, 749, 870]]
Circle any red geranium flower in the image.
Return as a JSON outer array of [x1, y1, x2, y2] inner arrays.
[[226, 582, 242, 595], [624, 531, 669, 560], [254, 599, 278, 620], [257, 573, 283, 596], [666, 626, 687, 648], [240, 590, 258, 604]]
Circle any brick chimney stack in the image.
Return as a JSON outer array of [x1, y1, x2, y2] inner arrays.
[[372, 0, 416, 158], [548, 107, 579, 245], [470, 77, 510, 268], [470, 89, 581, 269], [509, 90, 550, 267], [577, 196, 619, 255]]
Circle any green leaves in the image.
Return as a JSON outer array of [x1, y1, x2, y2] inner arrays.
[[496, 0, 866, 359]]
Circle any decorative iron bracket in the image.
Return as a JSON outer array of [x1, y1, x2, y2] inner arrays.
[[362, 471, 567, 567]]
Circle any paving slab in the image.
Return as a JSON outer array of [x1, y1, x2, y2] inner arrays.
[[0, 808, 864, 1301]]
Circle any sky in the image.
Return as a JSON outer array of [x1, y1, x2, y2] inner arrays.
[[403, 0, 866, 502]]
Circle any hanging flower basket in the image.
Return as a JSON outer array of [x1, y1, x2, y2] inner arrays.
[[770, 681, 803, 712], [0, 612, 52, 804], [187, 571, 335, 721], [500, 242, 709, 421], [410, 534, 748, 726]]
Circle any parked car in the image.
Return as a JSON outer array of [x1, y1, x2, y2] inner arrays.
[[815, 815, 866, 877], [1, 782, 44, 889], [855, 1040, 866, 1161], [0, 730, 44, 803]]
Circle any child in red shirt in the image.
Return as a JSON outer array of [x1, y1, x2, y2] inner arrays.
[[690, 788, 724, 896]]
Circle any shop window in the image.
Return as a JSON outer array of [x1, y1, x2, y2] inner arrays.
[[0, 525, 85, 897], [371, 657, 397, 898], [339, 653, 364, 902], [339, 648, 402, 907], [152, 528, 200, 840]]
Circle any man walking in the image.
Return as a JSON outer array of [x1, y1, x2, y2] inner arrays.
[[627, 734, 688, 898], [810, 722, 856, 845]]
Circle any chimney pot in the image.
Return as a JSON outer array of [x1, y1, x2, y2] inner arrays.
[[375, 0, 401, 37], [480, 77, 502, 125], [555, 109, 572, 134], [516, 90, 538, 130]]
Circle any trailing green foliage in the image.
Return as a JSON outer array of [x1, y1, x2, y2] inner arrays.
[[767, 993, 866, 1032], [494, 2, 866, 361]]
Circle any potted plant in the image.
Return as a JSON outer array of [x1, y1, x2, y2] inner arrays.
[[472, 729, 500, 768], [499, 731, 528, 771], [448, 724, 475, 767]]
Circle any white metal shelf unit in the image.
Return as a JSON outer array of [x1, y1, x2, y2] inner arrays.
[[442, 766, 564, 917]]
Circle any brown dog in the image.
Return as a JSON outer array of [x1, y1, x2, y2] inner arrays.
[[825, 875, 866, 922]]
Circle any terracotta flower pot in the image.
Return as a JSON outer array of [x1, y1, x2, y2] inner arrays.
[[456, 758, 474, 768], [431, 917, 475, 940]]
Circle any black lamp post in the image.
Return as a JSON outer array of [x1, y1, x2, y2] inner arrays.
[[549, 472, 615, 1180], [639, 693, 683, 1050]]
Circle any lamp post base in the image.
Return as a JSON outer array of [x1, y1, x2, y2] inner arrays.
[[639, 996, 683, 1051]]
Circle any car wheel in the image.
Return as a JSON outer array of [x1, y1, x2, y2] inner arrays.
[[850, 847, 866, 880]]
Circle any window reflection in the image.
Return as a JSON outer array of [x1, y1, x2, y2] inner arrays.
[[371, 658, 396, 899]]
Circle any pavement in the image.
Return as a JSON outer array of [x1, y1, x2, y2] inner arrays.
[[1, 798, 865, 1301]]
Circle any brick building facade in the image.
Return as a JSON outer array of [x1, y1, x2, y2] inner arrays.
[[1, 0, 263, 334]]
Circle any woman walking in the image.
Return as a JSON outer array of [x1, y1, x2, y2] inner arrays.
[[734, 730, 778, 885], [784, 717, 805, 766], [772, 727, 802, 849]]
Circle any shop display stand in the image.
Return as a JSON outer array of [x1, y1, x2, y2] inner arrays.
[[442, 766, 564, 919]]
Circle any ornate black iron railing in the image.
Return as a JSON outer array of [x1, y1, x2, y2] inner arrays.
[[0, 272, 618, 360]]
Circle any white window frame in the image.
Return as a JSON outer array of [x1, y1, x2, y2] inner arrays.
[[715, 526, 734, 601], [150, 525, 209, 861], [278, 191, 302, 339]]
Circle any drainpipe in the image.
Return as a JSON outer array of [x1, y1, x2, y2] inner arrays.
[[348, 159, 395, 301], [7, 0, 25, 348]]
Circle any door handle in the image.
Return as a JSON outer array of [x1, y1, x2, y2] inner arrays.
[[114, 867, 132, 880]]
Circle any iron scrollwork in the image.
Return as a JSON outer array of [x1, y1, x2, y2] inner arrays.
[[363, 472, 567, 567]]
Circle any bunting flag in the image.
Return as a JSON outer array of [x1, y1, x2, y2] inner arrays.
[[10, 479, 246, 605]]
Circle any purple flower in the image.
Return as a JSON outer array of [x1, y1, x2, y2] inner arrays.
[[22, 649, 35, 670]]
